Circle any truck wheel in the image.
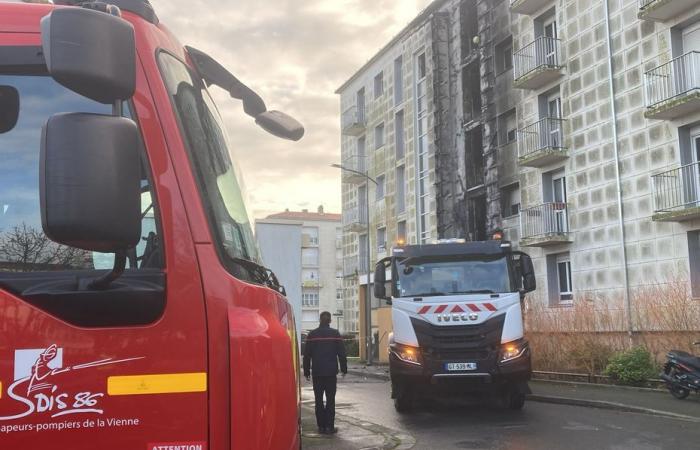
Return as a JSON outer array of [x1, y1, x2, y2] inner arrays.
[[508, 392, 526, 410], [394, 393, 413, 413]]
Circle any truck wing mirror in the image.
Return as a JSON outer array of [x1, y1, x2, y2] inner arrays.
[[0, 86, 19, 134], [41, 7, 136, 104], [41, 113, 142, 286], [374, 258, 391, 302], [185, 45, 305, 142], [519, 253, 536, 293]]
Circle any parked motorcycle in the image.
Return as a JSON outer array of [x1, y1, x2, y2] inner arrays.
[[660, 342, 700, 399]]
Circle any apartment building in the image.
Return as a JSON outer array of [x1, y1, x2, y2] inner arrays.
[[509, 0, 700, 311], [255, 207, 344, 335], [338, 0, 700, 343]]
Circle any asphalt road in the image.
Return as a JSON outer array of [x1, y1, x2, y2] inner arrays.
[[303, 373, 700, 450]]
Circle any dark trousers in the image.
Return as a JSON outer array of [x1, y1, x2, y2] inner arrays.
[[312, 376, 337, 430]]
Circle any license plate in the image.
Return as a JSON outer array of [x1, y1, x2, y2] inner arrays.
[[445, 362, 477, 371]]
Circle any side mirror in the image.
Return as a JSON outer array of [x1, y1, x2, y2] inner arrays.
[[41, 113, 141, 253], [520, 253, 536, 293], [0, 86, 19, 134], [373, 259, 391, 302], [41, 7, 136, 104], [256, 111, 305, 142]]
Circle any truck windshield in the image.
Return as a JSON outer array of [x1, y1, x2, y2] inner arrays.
[[158, 51, 260, 278], [396, 257, 511, 297]]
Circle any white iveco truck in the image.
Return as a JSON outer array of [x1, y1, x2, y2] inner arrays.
[[373, 237, 536, 412]]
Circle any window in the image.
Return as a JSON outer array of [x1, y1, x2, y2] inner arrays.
[[374, 71, 384, 99], [395, 110, 405, 159], [302, 226, 319, 246], [301, 248, 319, 267], [302, 290, 320, 307], [0, 72, 161, 274], [159, 52, 259, 281], [417, 53, 427, 79], [498, 109, 517, 146], [495, 37, 513, 74], [501, 183, 520, 218], [376, 175, 386, 200], [689, 231, 700, 298], [375, 122, 385, 149], [397, 221, 407, 244], [556, 254, 573, 303], [377, 227, 387, 252], [394, 56, 403, 105], [396, 165, 406, 214]]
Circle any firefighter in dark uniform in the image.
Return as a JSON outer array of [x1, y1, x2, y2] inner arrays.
[[303, 311, 347, 434]]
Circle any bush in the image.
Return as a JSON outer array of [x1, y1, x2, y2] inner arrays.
[[570, 340, 613, 374], [604, 347, 658, 385], [343, 334, 359, 357]]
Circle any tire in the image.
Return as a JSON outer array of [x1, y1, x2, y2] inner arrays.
[[670, 385, 690, 400], [508, 392, 526, 410], [394, 392, 413, 413]]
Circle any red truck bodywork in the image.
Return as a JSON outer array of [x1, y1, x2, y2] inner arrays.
[[0, 3, 300, 449]]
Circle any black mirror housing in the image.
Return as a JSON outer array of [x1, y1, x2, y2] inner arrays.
[[256, 111, 305, 142], [41, 8, 136, 104], [373, 259, 391, 301], [520, 253, 536, 293], [41, 113, 141, 252], [0, 85, 19, 134]]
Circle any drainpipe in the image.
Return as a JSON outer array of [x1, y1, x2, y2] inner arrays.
[[604, 0, 634, 338]]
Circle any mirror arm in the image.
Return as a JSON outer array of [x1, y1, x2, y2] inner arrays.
[[88, 250, 127, 290]]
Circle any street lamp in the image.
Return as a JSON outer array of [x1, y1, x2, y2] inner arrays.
[[332, 163, 378, 366]]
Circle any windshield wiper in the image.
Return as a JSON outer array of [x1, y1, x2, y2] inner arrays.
[[452, 289, 496, 294], [228, 256, 285, 295], [407, 292, 447, 297]]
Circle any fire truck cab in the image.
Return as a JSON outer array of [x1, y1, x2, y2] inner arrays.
[[374, 238, 536, 412], [0, 1, 302, 449]]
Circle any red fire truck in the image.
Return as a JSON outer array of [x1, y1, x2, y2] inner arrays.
[[0, 1, 303, 449]]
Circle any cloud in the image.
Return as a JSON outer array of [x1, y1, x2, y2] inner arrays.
[[150, 0, 433, 217]]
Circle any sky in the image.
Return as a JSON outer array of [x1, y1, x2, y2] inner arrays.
[[150, 0, 434, 218]]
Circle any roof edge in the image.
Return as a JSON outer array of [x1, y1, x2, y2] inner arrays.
[[334, 0, 448, 95]]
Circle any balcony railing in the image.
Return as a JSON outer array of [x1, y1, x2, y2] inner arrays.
[[343, 206, 368, 232], [343, 256, 359, 277], [638, 0, 698, 22], [513, 36, 563, 89], [517, 117, 568, 167], [652, 161, 700, 221], [520, 202, 572, 246], [373, 197, 387, 225], [644, 52, 700, 119], [341, 151, 368, 183], [341, 105, 366, 136]]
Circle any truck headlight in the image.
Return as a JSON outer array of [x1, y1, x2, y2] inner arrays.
[[391, 344, 422, 366], [500, 340, 528, 363]]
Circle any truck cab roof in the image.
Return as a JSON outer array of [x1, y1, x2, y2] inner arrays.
[[391, 241, 512, 259]]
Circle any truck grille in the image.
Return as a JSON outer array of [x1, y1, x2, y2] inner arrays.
[[410, 314, 505, 361]]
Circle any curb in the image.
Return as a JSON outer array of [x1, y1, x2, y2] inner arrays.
[[347, 368, 390, 382], [347, 370, 698, 422], [526, 394, 700, 422], [301, 404, 415, 449]]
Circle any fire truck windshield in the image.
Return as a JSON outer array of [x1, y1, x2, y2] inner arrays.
[[396, 256, 511, 297], [158, 51, 261, 280]]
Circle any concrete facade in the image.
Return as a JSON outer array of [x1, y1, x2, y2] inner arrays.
[[255, 207, 344, 334], [338, 0, 700, 339]]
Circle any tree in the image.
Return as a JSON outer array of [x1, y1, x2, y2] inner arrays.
[[0, 223, 88, 272]]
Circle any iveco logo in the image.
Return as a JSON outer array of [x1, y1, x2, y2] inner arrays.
[[437, 313, 479, 322]]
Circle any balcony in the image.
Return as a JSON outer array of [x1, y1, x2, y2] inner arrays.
[[510, 0, 554, 15], [638, 0, 697, 22], [520, 202, 572, 247], [644, 52, 700, 119], [341, 105, 366, 136], [341, 152, 368, 184], [513, 36, 563, 90], [343, 206, 368, 233], [651, 162, 700, 221], [373, 197, 387, 226], [343, 256, 359, 277], [517, 117, 568, 167], [302, 279, 322, 288]]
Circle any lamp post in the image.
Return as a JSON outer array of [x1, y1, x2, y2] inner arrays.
[[332, 163, 377, 366]]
